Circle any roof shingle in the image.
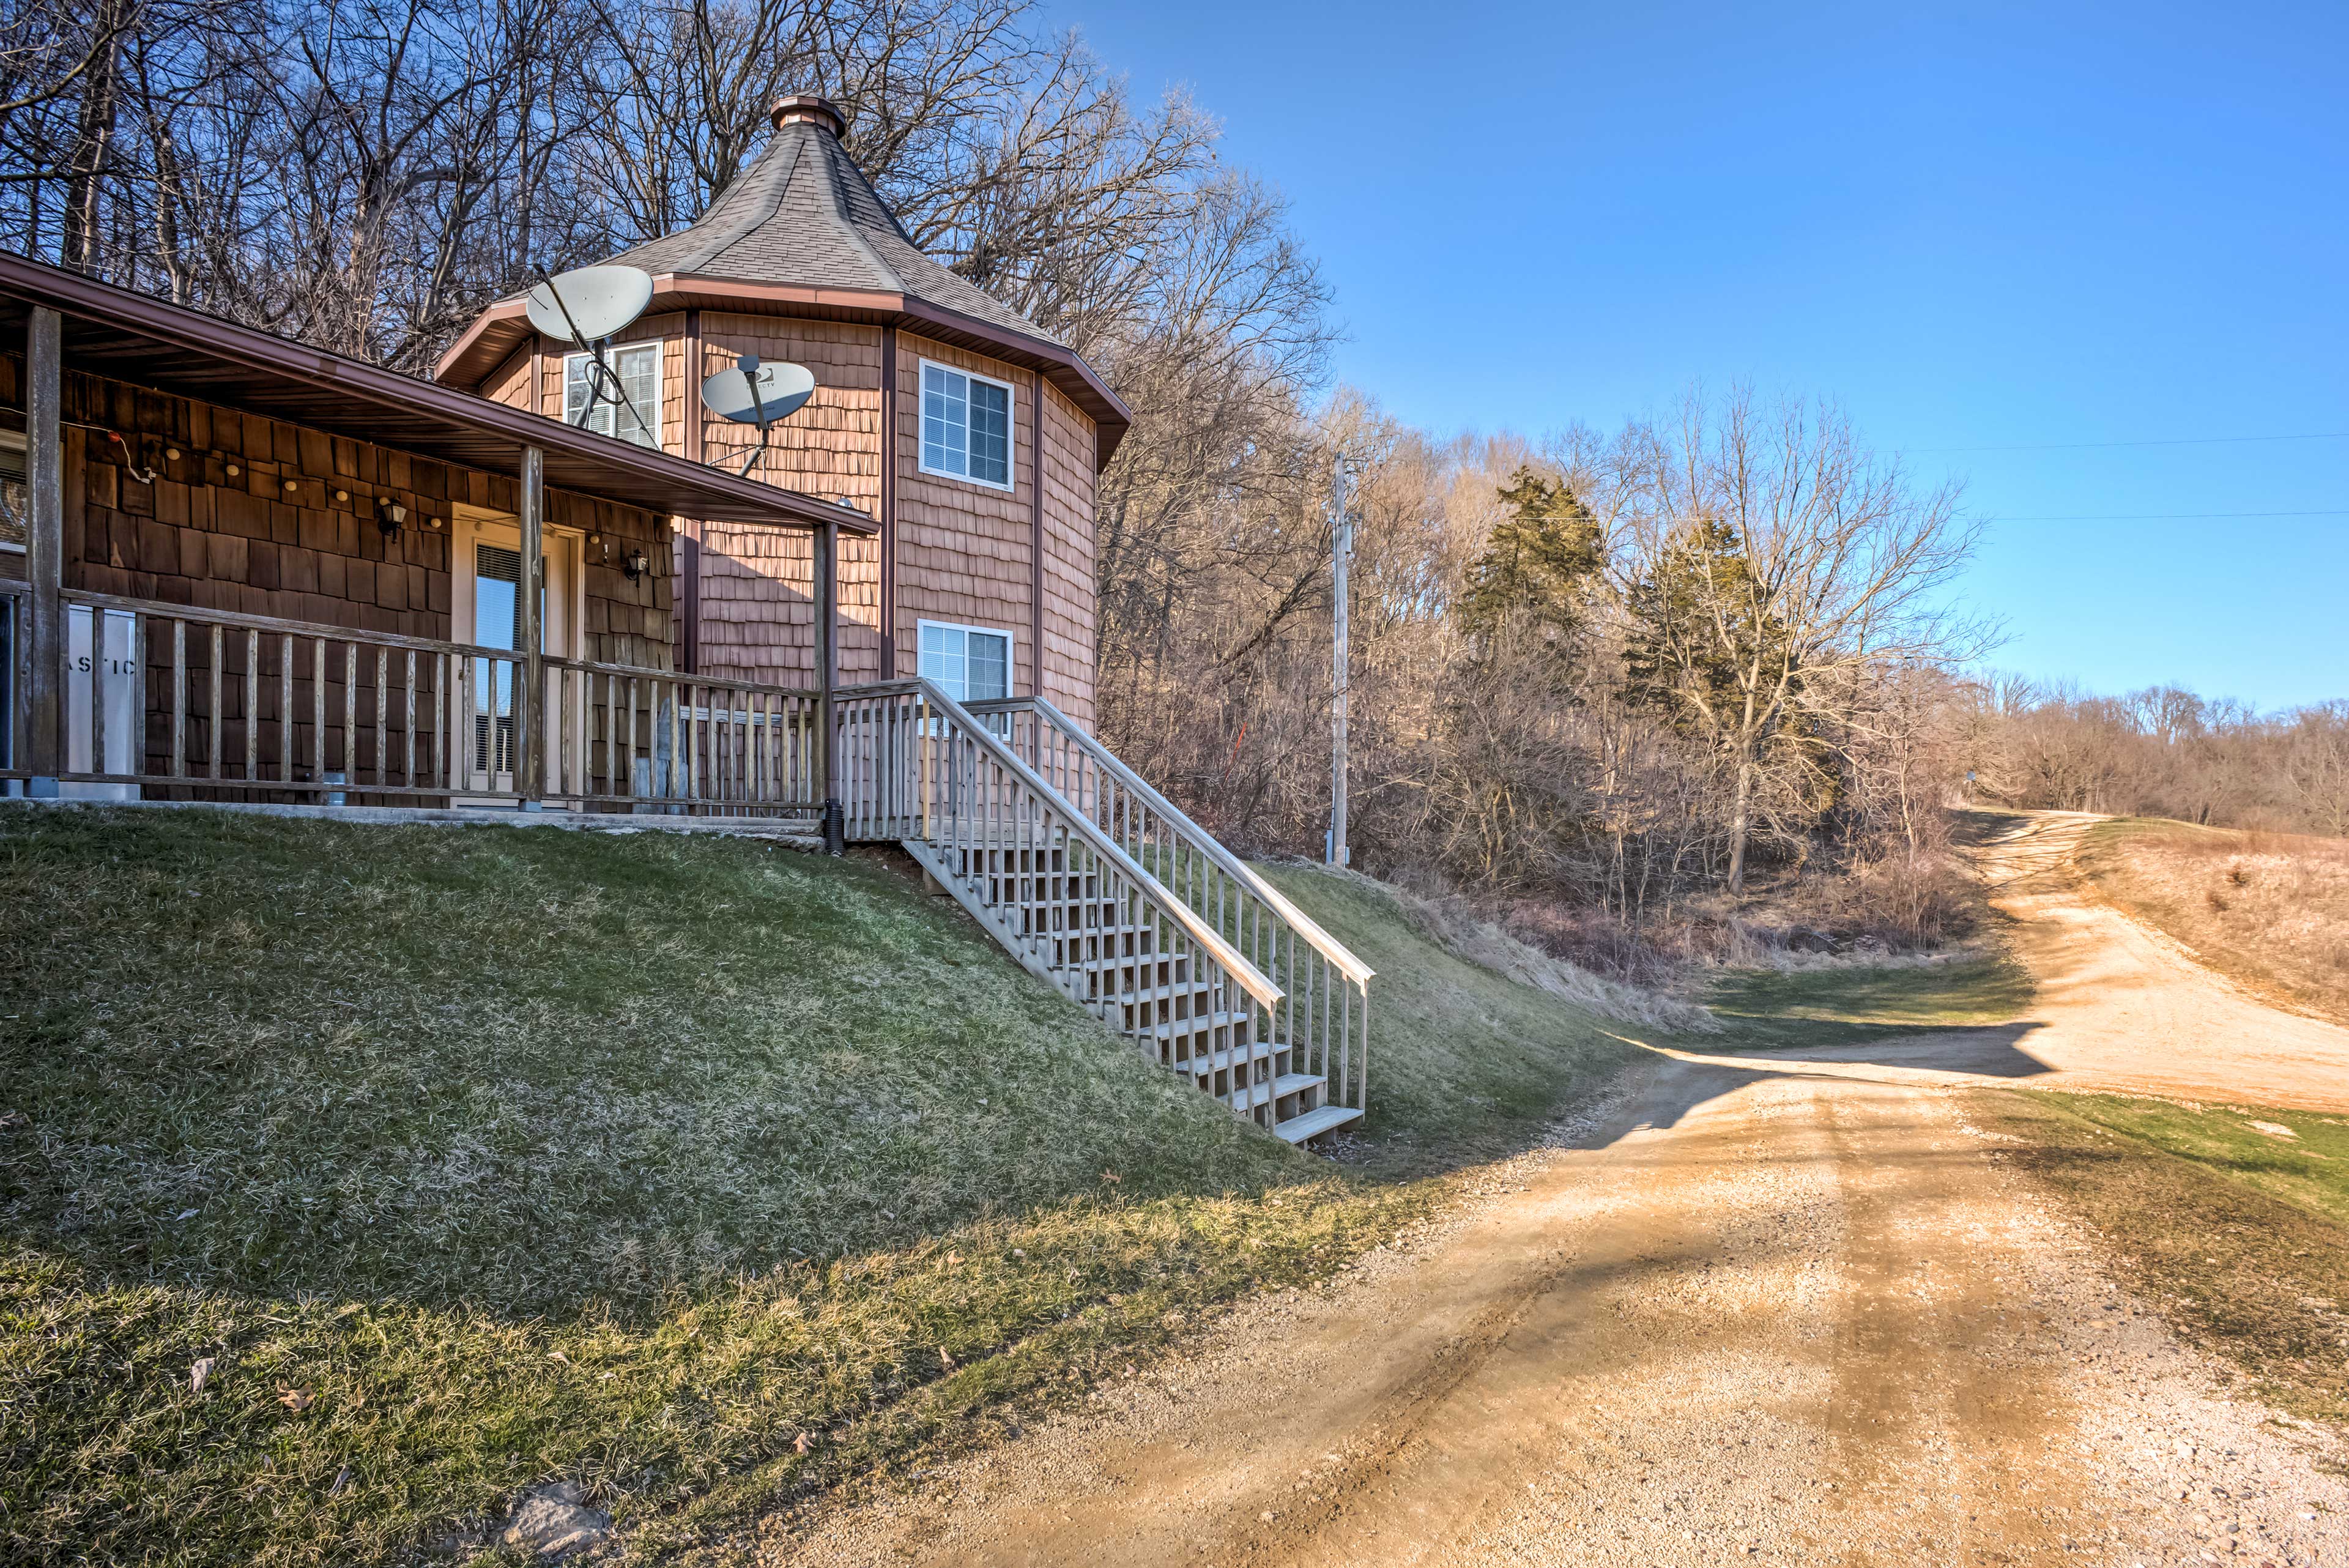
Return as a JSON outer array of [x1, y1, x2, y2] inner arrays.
[[606, 112, 1065, 350]]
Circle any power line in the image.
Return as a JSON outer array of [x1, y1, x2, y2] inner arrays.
[[1914, 431, 2349, 453], [1994, 508, 2349, 522]]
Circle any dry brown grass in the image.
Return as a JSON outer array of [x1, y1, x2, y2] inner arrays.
[[2080, 818, 2349, 1025]]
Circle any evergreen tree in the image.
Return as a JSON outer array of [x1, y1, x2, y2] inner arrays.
[[1458, 469, 1604, 661]]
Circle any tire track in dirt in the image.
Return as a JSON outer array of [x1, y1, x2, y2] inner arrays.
[[740, 814, 2349, 1567]]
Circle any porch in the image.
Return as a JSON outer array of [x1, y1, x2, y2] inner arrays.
[[0, 254, 872, 828]]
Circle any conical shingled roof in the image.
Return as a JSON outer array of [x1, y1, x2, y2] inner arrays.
[[436, 95, 1126, 461], [608, 98, 1064, 350]]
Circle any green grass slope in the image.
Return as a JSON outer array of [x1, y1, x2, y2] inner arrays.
[[0, 808, 1640, 1566], [1981, 1090, 2349, 1432]]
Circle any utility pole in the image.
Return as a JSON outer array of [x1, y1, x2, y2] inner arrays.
[[1327, 455, 1351, 866]]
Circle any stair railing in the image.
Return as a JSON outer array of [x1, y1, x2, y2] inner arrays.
[[834, 680, 1284, 1058], [967, 696, 1373, 1120]]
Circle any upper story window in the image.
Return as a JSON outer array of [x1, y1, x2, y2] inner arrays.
[[564, 344, 662, 449], [919, 360, 1013, 490]]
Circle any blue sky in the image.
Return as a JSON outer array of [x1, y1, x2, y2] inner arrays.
[[1044, 0, 2349, 710]]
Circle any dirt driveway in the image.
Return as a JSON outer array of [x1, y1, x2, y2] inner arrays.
[[752, 813, 2349, 1567]]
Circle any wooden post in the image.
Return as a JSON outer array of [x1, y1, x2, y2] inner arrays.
[[1327, 456, 1351, 866], [817, 517, 842, 853], [23, 307, 62, 793], [518, 443, 545, 804]]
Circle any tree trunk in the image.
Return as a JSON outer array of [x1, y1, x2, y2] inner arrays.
[[61, 0, 128, 273], [1725, 746, 1755, 894]]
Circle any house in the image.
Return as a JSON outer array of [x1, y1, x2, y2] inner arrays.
[[0, 95, 1370, 1144], [433, 95, 1122, 729]]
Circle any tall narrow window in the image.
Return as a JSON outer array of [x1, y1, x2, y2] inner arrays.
[[564, 344, 662, 449], [0, 432, 25, 552], [919, 361, 1013, 489]]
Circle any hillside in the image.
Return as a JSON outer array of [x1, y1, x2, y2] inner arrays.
[[2077, 816, 2349, 1025], [0, 808, 1653, 1566]]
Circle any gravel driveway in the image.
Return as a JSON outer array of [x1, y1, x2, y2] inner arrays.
[[749, 815, 2349, 1567]]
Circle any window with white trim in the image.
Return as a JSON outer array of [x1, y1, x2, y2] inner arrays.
[[0, 429, 25, 553], [919, 620, 1012, 705], [919, 360, 1013, 489], [563, 344, 662, 449]]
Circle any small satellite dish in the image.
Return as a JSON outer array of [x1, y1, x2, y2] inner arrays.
[[525, 264, 654, 346], [701, 354, 815, 426]]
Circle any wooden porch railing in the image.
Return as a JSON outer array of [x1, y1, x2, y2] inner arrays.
[[6, 588, 822, 815], [970, 694, 1374, 1120]]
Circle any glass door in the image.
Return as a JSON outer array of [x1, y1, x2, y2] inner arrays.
[[452, 517, 576, 799], [467, 542, 527, 792]]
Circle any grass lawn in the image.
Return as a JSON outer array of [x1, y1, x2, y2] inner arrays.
[[1700, 953, 2032, 1050], [1976, 1090, 2349, 1433], [0, 807, 1643, 1566], [2078, 816, 2349, 1026]]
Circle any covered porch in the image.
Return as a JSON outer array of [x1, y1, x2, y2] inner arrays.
[[0, 255, 877, 833]]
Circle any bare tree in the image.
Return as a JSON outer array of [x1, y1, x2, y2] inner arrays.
[[1608, 390, 1986, 892]]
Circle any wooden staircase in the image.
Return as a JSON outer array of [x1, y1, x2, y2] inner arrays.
[[841, 681, 1370, 1145]]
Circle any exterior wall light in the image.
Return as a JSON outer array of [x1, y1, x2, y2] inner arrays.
[[376, 497, 407, 536], [622, 545, 650, 582]]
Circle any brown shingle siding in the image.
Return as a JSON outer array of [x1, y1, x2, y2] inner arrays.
[[32, 364, 672, 670]]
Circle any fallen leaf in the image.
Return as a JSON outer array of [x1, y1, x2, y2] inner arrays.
[[0, 1110, 28, 1132], [278, 1387, 314, 1413], [175, 1208, 200, 1222], [329, 1465, 351, 1496], [1100, 1169, 1123, 1184], [547, 1350, 571, 1365], [939, 1347, 956, 1370], [793, 1432, 811, 1455], [190, 1357, 215, 1393]]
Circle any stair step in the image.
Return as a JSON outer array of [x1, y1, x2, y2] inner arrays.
[[1225, 1071, 1326, 1113], [1148, 1009, 1251, 1044], [1064, 924, 1159, 946], [1273, 1104, 1363, 1145], [1113, 979, 1216, 1009], [1073, 948, 1181, 973], [1165, 1036, 1275, 1077]]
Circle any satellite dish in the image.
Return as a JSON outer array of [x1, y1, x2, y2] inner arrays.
[[525, 264, 654, 346], [701, 354, 816, 426]]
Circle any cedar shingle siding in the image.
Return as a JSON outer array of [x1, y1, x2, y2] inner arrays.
[[3, 354, 670, 663], [483, 319, 1099, 719], [444, 95, 1114, 717]]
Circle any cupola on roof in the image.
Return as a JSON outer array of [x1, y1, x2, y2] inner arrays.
[[434, 93, 1129, 461], [606, 95, 1063, 351]]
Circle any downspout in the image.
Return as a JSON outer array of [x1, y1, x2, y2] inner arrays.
[[880, 323, 897, 678], [1030, 373, 1044, 698]]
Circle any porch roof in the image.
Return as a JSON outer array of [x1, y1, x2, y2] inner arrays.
[[0, 253, 876, 535]]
